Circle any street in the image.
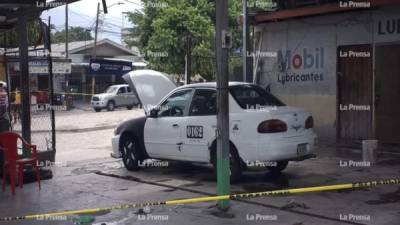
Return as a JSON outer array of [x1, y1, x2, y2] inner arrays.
[[55, 107, 144, 162]]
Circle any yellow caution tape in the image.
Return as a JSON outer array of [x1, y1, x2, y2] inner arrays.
[[1, 178, 399, 222]]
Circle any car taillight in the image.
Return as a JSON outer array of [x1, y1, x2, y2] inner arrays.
[[257, 120, 287, 133], [305, 116, 314, 129]]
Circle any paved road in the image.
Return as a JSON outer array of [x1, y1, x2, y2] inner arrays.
[[55, 107, 144, 163]]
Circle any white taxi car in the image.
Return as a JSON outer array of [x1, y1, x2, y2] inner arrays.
[[112, 70, 317, 182]]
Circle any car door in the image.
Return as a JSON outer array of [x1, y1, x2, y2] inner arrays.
[[181, 88, 217, 162], [144, 89, 193, 160], [115, 86, 126, 106], [126, 86, 138, 106]]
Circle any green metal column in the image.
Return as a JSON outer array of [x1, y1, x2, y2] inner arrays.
[[216, 0, 230, 210]]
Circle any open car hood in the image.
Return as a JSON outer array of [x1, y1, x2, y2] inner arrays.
[[123, 69, 177, 112]]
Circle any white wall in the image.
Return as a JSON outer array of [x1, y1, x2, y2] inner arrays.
[[255, 6, 400, 138]]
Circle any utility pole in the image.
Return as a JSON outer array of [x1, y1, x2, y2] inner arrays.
[[91, 2, 100, 95], [65, 3, 69, 89], [47, 17, 56, 154], [185, 34, 192, 84], [216, 0, 230, 210], [18, 15, 31, 155], [242, 0, 247, 82]]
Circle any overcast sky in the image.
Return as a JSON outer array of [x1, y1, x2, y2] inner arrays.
[[41, 0, 142, 44]]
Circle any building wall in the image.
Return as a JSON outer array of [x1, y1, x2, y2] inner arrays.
[[255, 6, 400, 138]]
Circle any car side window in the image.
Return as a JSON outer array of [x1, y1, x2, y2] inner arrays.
[[189, 89, 217, 116], [126, 86, 132, 93], [117, 87, 126, 94], [158, 89, 193, 117]]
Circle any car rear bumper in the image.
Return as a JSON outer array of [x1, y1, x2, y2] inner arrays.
[[111, 135, 121, 158], [256, 133, 317, 162]]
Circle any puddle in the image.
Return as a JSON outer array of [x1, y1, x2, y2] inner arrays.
[[180, 181, 203, 187], [365, 187, 400, 205], [239, 172, 338, 193], [202, 205, 235, 219], [288, 174, 337, 188], [377, 158, 400, 166], [71, 168, 100, 175]]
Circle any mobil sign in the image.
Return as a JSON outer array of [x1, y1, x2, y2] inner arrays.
[[276, 47, 325, 85]]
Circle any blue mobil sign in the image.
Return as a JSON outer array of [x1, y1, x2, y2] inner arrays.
[[89, 58, 133, 75]]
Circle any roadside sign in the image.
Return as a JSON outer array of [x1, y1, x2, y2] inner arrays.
[[89, 58, 133, 75], [7, 60, 71, 74]]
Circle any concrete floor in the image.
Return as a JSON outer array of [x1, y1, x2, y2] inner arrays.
[[1, 145, 399, 225], [1, 108, 400, 225]]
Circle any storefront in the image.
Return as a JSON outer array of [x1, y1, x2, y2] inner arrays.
[[7, 58, 71, 105], [254, 5, 400, 143]]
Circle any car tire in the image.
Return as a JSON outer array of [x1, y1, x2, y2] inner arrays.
[[106, 101, 115, 111], [120, 135, 141, 171], [126, 105, 134, 110], [211, 146, 242, 183], [94, 108, 101, 112], [267, 161, 288, 174]]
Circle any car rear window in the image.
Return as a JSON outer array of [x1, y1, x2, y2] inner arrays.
[[229, 85, 285, 109]]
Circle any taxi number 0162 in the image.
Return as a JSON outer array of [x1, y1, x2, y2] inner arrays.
[[187, 126, 203, 139]]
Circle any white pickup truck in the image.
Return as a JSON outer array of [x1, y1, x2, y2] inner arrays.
[[91, 84, 139, 112]]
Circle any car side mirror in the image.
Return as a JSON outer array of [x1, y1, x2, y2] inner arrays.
[[149, 108, 159, 118]]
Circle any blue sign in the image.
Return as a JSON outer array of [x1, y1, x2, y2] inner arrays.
[[89, 58, 133, 75]]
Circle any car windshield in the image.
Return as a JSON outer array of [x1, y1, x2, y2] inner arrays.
[[105, 86, 119, 93], [230, 85, 285, 109]]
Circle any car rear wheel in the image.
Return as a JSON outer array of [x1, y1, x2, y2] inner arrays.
[[121, 135, 141, 171], [267, 161, 288, 174], [126, 105, 134, 110], [107, 101, 115, 111], [211, 146, 242, 183]]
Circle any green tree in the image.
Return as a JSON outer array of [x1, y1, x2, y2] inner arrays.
[[124, 0, 275, 80], [51, 26, 93, 43], [125, 0, 216, 80]]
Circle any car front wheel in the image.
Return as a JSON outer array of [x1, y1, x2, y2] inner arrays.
[[107, 101, 115, 111], [121, 135, 141, 171]]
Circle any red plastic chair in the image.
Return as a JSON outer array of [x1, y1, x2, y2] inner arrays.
[[0, 132, 41, 195]]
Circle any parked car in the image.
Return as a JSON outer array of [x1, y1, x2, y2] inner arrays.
[[91, 84, 139, 112], [112, 70, 317, 182]]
